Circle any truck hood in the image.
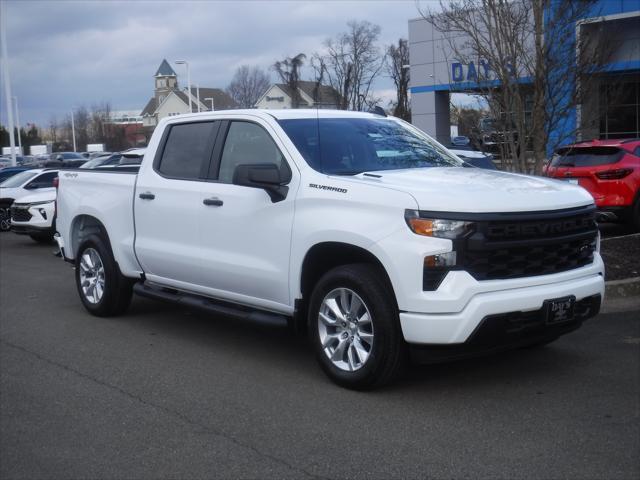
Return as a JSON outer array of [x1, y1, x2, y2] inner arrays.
[[344, 167, 594, 213]]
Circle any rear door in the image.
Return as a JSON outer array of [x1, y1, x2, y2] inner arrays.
[[134, 120, 220, 286]]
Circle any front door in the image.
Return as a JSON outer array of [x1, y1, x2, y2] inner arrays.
[[197, 119, 297, 310]]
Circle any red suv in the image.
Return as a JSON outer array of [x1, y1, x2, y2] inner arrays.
[[544, 139, 640, 231]]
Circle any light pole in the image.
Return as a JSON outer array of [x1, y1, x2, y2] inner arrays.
[[175, 60, 192, 113], [1, 0, 17, 166], [205, 97, 214, 111], [71, 109, 77, 152], [12, 96, 22, 154], [196, 84, 201, 112]]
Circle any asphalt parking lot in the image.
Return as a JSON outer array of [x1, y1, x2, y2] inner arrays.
[[1, 233, 638, 479]]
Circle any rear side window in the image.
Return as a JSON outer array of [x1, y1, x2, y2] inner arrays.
[[157, 122, 217, 179], [551, 147, 623, 167]]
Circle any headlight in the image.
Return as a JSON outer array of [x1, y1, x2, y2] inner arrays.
[[405, 210, 474, 239]]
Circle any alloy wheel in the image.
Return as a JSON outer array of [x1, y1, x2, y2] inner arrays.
[[317, 287, 374, 372]]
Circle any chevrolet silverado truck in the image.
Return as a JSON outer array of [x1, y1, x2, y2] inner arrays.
[[55, 109, 604, 389]]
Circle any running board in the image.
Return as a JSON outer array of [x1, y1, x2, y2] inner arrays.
[[133, 282, 289, 328]]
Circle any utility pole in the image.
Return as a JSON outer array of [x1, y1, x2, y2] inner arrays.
[[175, 60, 192, 113], [71, 109, 77, 152], [0, 0, 17, 166], [12, 96, 22, 154]]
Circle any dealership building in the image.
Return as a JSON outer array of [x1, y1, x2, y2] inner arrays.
[[408, 0, 640, 150]]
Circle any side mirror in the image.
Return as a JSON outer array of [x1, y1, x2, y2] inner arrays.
[[233, 163, 290, 203]]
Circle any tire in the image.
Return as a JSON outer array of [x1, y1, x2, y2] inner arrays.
[[308, 263, 407, 390], [632, 197, 640, 233], [29, 233, 54, 244], [0, 208, 10, 232], [75, 233, 133, 317]]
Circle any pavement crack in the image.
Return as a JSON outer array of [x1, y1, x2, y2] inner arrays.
[[0, 338, 328, 480]]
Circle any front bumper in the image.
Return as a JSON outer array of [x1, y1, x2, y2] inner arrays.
[[11, 223, 54, 236], [399, 269, 604, 344], [410, 294, 600, 363]]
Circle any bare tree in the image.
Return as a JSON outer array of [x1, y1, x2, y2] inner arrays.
[[47, 115, 59, 144], [386, 38, 411, 121], [321, 21, 385, 111], [226, 65, 271, 108], [422, 0, 611, 173], [273, 53, 306, 108]]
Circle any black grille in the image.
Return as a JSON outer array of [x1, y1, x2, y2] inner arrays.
[[10, 206, 32, 223], [461, 207, 598, 281]]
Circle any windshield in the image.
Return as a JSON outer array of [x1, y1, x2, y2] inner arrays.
[[278, 117, 462, 175], [0, 170, 38, 188]]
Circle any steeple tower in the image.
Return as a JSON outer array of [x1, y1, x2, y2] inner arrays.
[[154, 59, 178, 104]]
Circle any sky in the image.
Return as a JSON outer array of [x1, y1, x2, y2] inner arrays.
[[1, 0, 442, 127]]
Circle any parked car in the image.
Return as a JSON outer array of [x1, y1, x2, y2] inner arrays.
[[80, 153, 123, 169], [56, 109, 603, 389], [0, 157, 11, 169], [544, 139, 640, 231], [50, 152, 86, 162], [451, 135, 471, 147], [0, 168, 58, 232], [44, 159, 87, 168], [449, 146, 497, 170], [10, 189, 56, 243]]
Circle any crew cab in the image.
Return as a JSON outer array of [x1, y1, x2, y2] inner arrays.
[[55, 110, 604, 389]]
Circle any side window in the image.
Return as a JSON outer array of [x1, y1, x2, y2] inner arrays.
[[26, 172, 57, 189], [218, 122, 286, 184], [634, 146, 640, 158], [157, 121, 217, 179]]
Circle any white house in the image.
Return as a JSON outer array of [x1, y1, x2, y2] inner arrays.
[[141, 59, 237, 127], [255, 81, 342, 109]]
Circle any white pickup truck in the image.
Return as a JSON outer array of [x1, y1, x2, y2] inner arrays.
[[56, 109, 604, 389]]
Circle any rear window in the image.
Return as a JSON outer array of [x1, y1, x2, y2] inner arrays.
[[551, 147, 623, 167]]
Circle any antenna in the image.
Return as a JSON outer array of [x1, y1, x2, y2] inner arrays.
[[316, 102, 323, 173]]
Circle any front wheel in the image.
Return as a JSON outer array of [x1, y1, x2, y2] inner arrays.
[[75, 233, 133, 317], [308, 263, 407, 390], [0, 208, 10, 232]]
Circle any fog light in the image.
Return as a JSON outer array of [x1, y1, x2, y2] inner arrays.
[[424, 251, 457, 267], [38, 209, 47, 220]]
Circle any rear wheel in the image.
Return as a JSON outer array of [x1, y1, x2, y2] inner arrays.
[[308, 263, 406, 390], [75, 233, 133, 317]]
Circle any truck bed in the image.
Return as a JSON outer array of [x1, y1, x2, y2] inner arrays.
[[56, 169, 142, 277]]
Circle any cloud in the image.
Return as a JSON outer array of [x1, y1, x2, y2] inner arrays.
[[1, 0, 423, 126]]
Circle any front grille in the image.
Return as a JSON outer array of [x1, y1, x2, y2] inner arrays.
[[461, 207, 598, 281], [10, 206, 32, 223]]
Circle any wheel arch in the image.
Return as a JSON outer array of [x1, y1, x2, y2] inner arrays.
[[294, 242, 398, 331], [69, 214, 111, 259]]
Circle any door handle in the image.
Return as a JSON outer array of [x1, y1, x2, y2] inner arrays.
[[203, 197, 223, 206], [139, 192, 155, 200]]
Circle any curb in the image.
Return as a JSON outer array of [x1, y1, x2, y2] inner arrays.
[[605, 276, 640, 299]]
